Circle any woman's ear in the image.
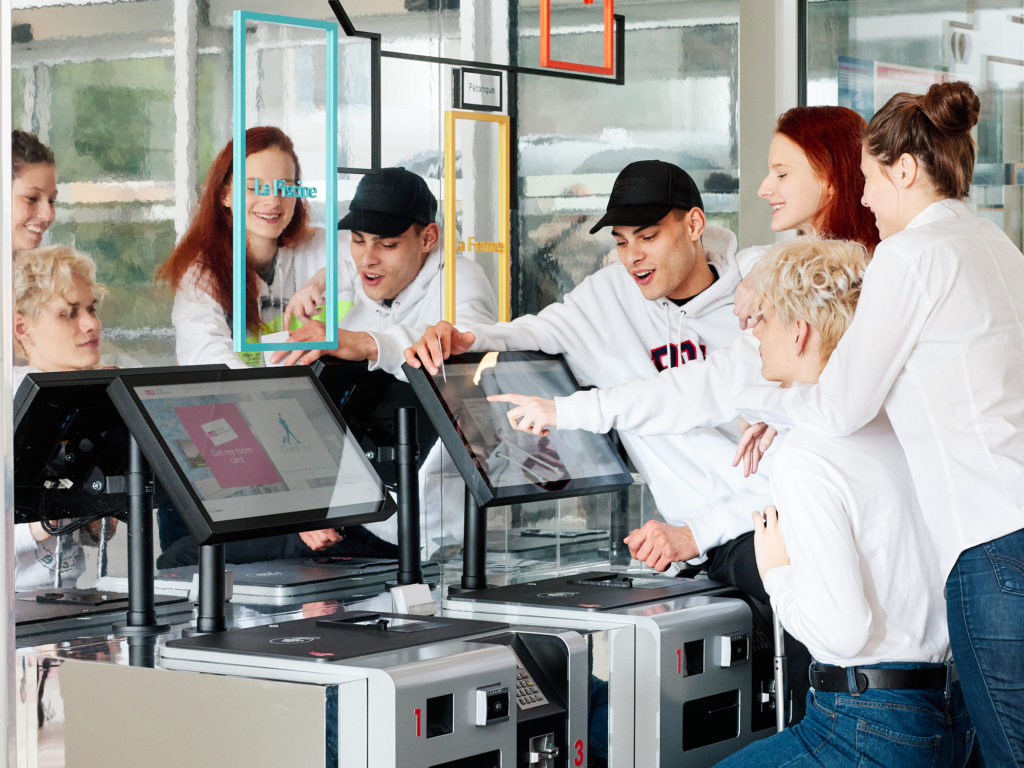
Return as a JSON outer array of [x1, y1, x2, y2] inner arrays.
[[793, 319, 812, 357], [896, 153, 920, 189]]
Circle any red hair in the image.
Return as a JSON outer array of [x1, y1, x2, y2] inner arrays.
[[776, 106, 880, 252], [156, 126, 312, 335]]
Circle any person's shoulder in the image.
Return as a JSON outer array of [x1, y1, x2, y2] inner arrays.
[[282, 227, 326, 258]]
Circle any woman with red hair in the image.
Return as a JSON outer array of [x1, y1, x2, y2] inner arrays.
[[157, 126, 322, 367], [733, 105, 879, 325]]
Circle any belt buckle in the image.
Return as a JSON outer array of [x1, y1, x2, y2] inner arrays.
[[852, 669, 869, 695]]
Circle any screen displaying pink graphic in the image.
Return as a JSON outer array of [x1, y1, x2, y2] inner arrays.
[[175, 403, 282, 489]]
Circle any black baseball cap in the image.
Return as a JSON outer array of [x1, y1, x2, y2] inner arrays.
[[338, 167, 438, 238], [589, 160, 704, 234]]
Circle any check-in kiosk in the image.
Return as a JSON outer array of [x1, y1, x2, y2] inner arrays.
[[34, 366, 590, 768], [107, 366, 401, 630], [12, 368, 219, 642], [154, 611, 588, 768], [404, 352, 775, 766]]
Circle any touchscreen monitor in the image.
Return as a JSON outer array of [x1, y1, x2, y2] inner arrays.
[[310, 358, 438, 486], [403, 351, 632, 507], [108, 367, 396, 546], [13, 366, 226, 525]]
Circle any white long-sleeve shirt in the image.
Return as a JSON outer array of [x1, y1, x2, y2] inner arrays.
[[764, 414, 950, 667], [338, 245, 498, 547], [344, 248, 498, 377], [552, 243, 769, 437], [739, 199, 1024, 577], [462, 227, 774, 556], [172, 232, 327, 368]]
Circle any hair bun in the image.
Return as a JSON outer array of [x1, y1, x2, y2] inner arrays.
[[921, 81, 980, 136]]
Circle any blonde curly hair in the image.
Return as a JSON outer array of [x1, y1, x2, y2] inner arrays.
[[754, 237, 869, 365], [14, 245, 106, 357]]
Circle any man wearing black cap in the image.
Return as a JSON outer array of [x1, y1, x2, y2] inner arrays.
[[276, 167, 497, 374], [405, 159, 772, 573], [276, 167, 496, 555]]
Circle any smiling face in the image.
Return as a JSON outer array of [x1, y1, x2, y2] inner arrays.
[[221, 146, 298, 251], [16, 275, 102, 371], [12, 162, 58, 253], [612, 209, 710, 302], [758, 134, 831, 234], [350, 223, 437, 302]]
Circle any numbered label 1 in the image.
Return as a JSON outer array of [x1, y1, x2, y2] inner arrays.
[[573, 738, 584, 766]]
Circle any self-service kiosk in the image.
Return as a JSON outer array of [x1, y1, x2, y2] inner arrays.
[[154, 611, 589, 768], [402, 352, 776, 766], [445, 573, 774, 767], [11, 367, 227, 642]]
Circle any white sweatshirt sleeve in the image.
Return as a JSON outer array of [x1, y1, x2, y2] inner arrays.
[[171, 267, 248, 369], [686, 477, 771, 555], [14, 523, 40, 559], [738, 248, 930, 435], [467, 280, 623, 362], [369, 257, 499, 376], [554, 331, 762, 435], [762, 448, 873, 660]]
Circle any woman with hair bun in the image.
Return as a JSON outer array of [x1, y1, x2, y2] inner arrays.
[[738, 81, 1024, 767]]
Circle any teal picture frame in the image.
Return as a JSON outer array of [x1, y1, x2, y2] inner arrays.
[[232, 10, 339, 354]]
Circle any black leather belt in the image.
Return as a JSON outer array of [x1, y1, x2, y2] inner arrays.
[[810, 662, 954, 694]]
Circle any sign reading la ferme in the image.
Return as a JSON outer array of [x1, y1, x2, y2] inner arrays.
[[252, 178, 319, 199]]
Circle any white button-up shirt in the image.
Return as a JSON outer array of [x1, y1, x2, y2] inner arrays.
[[739, 198, 1024, 577]]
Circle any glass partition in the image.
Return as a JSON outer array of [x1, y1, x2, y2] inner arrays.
[[806, 0, 1024, 247], [9, 0, 743, 589]]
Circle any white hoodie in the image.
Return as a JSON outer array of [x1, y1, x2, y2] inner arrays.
[[343, 247, 498, 377], [463, 227, 773, 556], [172, 231, 327, 368], [336, 244, 498, 549]]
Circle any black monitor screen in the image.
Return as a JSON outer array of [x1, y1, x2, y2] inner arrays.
[[109, 367, 396, 545], [13, 366, 226, 525], [310, 358, 438, 485], [403, 351, 632, 507]]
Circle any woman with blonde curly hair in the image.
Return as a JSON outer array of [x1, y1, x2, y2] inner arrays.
[[715, 237, 972, 767], [13, 245, 109, 590]]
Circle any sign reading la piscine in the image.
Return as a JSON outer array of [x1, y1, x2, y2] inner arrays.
[[251, 178, 318, 199]]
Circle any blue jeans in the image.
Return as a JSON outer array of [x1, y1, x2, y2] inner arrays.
[[946, 528, 1024, 767], [714, 662, 974, 768]]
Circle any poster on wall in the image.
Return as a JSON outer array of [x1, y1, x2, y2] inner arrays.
[[839, 55, 950, 122]]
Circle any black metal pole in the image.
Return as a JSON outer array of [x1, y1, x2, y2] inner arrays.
[[195, 543, 227, 634], [461, 488, 487, 590], [608, 487, 631, 566], [395, 407, 422, 585], [118, 436, 167, 634]]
